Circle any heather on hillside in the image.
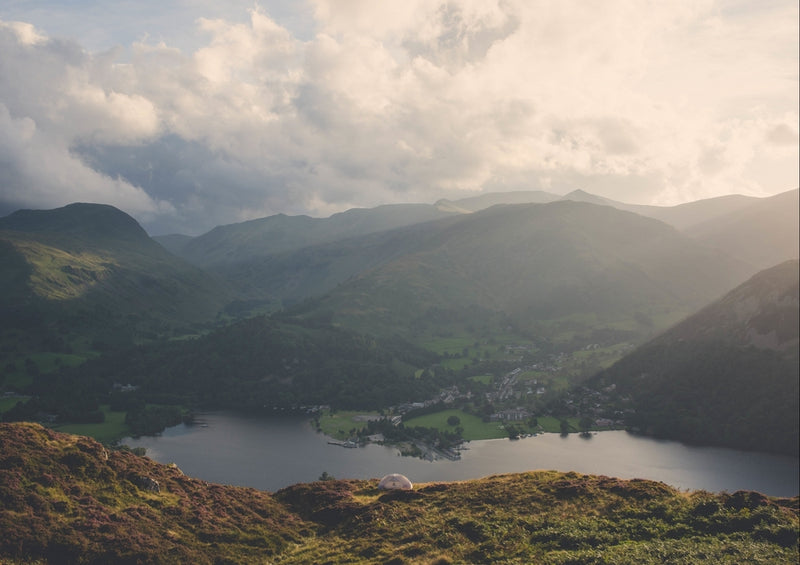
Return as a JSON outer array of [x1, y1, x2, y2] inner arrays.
[[1, 423, 797, 564]]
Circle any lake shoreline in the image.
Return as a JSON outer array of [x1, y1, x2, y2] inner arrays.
[[121, 411, 800, 497]]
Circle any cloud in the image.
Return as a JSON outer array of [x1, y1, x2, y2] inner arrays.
[[766, 123, 799, 146], [0, 21, 172, 222], [0, 1, 797, 234], [0, 103, 171, 217]]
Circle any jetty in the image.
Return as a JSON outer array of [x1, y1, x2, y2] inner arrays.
[[328, 440, 359, 448]]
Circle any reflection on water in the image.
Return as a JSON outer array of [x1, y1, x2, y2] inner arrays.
[[123, 412, 799, 497]]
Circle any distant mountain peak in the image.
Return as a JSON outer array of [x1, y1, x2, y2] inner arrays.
[[0, 202, 231, 345], [560, 189, 614, 205], [440, 190, 560, 212], [0, 202, 150, 244]]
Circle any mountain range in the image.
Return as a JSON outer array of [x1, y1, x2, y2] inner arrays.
[[0, 188, 797, 457], [5, 189, 793, 362], [283, 200, 754, 343], [157, 187, 796, 269], [157, 203, 458, 267], [1, 189, 795, 361], [155, 188, 797, 319]]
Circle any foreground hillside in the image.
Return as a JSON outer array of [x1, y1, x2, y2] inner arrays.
[[1, 424, 798, 564], [593, 260, 799, 455]]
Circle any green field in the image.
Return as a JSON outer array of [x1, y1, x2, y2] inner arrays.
[[315, 410, 382, 440], [29, 352, 89, 372], [403, 409, 509, 440], [1, 351, 90, 389], [0, 396, 28, 414], [422, 335, 477, 356], [316, 407, 590, 442], [0, 369, 32, 390], [421, 333, 532, 359], [469, 374, 493, 385], [317, 408, 513, 441], [51, 405, 130, 444], [403, 410, 587, 438], [438, 356, 473, 370], [0, 398, 130, 443]]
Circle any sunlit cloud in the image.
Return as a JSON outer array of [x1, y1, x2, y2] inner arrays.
[[0, 1, 796, 234]]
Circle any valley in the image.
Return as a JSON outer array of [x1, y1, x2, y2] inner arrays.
[[1, 191, 797, 459], [0, 189, 798, 564], [2, 4, 796, 560]]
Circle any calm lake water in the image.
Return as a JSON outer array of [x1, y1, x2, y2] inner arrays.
[[123, 412, 799, 497]]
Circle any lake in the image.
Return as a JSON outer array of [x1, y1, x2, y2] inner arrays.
[[123, 411, 799, 497]]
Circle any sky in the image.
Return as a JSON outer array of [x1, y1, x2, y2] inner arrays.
[[0, 1, 797, 235]]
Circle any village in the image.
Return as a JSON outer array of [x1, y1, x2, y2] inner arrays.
[[314, 343, 633, 460]]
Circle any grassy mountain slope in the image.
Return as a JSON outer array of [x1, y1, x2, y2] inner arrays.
[[153, 190, 786, 316], [644, 193, 762, 231], [559, 188, 771, 231], [0, 204, 231, 364], [0, 202, 151, 241], [559, 188, 798, 267], [179, 191, 778, 331], [295, 201, 753, 345], [159, 194, 560, 269], [1, 423, 797, 564], [593, 260, 799, 455], [684, 189, 799, 270], [216, 215, 463, 303], [155, 187, 782, 272], [164, 203, 458, 269], [652, 259, 799, 356]]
